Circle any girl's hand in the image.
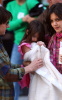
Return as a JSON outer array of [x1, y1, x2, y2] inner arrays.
[[37, 41, 46, 47]]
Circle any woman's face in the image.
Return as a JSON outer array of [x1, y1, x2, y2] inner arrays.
[[50, 13, 62, 33]]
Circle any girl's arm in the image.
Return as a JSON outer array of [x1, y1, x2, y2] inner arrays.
[[22, 45, 31, 66], [21, 45, 31, 54]]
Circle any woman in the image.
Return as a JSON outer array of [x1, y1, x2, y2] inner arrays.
[[47, 3, 62, 74]]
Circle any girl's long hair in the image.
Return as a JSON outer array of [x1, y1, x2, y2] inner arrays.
[[20, 20, 45, 44], [47, 3, 62, 36]]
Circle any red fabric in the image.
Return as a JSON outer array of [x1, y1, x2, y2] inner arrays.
[[18, 42, 31, 89], [18, 65, 30, 89]]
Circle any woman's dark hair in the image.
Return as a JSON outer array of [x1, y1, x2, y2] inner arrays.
[[47, 3, 62, 36], [0, 6, 12, 24], [21, 20, 45, 43]]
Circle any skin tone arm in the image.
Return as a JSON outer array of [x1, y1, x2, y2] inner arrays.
[[21, 45, 31, 54], [22, 15, 35, 23], [22, 45, 31, 66]]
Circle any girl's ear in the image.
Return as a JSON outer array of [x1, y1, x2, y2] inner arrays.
[[26, 29, 29, 35]]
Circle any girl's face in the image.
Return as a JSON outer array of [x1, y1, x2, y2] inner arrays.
[[32, 33, 39, 42], [50, 13, 62, 33]]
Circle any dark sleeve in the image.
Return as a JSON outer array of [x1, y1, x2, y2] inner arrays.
[[0, 47, 25, 82], [0, 59, 25, 82]]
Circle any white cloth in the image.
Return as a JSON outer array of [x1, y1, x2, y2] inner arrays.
[[24, 43, 62, 100]]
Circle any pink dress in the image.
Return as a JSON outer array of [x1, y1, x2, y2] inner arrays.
[[18, 42, 31, 89]]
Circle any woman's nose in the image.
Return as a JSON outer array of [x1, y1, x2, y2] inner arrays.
[[53, 21, 57, 26]]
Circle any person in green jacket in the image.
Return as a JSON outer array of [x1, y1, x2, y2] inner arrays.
[[6, 0, 40, 100]]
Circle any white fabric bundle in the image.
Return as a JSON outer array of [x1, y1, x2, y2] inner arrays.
[[24, 43, 62, 100]]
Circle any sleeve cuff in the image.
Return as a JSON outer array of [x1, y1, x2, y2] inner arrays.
[[17, 68, 25, 80]]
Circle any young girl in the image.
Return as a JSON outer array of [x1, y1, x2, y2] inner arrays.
[[47, 3, 62, 74], [18, 20, 44, 89], [18, 19, 62, 100]]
